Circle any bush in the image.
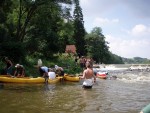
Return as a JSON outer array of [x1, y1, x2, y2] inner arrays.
[[56, 53, 82, 75], [0, 42, 26, 63]]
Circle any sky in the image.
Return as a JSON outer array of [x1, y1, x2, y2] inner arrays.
[[79, 0, 150, 59]]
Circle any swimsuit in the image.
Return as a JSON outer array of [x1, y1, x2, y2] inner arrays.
[[82, 79, 93, 89]]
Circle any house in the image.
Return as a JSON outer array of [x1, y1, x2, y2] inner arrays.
[[65, 45, 76, 54]]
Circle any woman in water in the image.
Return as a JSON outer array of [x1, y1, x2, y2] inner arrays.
[[80, 62, 96, 89]]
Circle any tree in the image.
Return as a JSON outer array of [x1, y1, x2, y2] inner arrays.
[[0, 0, 74, 61], [57, 5, 74, 53], [85, 27, 109, 63], [25, 0, 74, 58], [0, 0, 13, 42], [104, 52, 124, 64], [73, 0, 86, 56], [14, 0, 73, 42]]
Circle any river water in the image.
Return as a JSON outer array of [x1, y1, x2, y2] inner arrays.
[[0, 64, 150, 113]]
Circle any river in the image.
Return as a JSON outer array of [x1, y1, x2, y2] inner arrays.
[[0, 64, 150, 113]]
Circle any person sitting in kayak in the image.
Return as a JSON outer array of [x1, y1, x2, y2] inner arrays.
[[80, 62, 96, 89], [14, 64, 25, 77]]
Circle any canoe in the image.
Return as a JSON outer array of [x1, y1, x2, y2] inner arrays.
[[64, 74, 80, 82], [0, 75, 11, 77], [48, 77, 60, 84], [0, 76, 60, 84], [96, 72, 107, 79]]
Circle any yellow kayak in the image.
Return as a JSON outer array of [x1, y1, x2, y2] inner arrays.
[[48, 77, 60, 84], [0, 76, 60, 84], [64, 74, 80, 82]]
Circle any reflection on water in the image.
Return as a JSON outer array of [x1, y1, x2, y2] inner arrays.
[[1, 65, 150, 113]]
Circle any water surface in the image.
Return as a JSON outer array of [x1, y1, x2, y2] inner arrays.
[[0, 64, 150, 113]]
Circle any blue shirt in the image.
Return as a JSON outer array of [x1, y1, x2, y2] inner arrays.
[[40, 66, 49, 73]]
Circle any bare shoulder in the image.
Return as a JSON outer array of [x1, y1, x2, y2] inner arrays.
[[83, 69, 87, 73]]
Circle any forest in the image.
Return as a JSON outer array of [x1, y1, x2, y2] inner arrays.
[[0, 0, 124, 65], [122, 57, 150, 64]]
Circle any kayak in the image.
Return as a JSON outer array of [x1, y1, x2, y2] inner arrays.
[[48, 77, 60, 84], [64, 74, 80, 82], [96, 72, 107, 79], [0, 76, 60, 84]]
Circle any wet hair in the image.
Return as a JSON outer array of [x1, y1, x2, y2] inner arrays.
[[86, 62, 91, 68], [4, 57, 8, 60]]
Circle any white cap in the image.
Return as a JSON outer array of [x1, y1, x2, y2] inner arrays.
[[15, 64, 20, 67], [20, 65, 23, 67], [55, 65, 59, 70]]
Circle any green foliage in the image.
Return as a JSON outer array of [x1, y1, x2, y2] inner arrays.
[[73, 0, 86, 56], [55, 53, 82, 74], [0, 24, 8, 42], [57, 20, 75, 52], [0, 0, 78, 63], [105, 52, 124, 64], [0, 0, 137, 66], [25, 0, 74, 57], [0, 42, 26, 63], [0, 61, 4, 74], [122, 57, 150, 64], [23, 54, 82, 77], [85, 27, 109, 63]]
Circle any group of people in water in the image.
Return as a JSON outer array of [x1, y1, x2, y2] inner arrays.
[[78, 56, 94, 70], [3, 56, 118, 88], [37, 56, 96, 86], [39, 65, 64, 83], [3, 56, 96, 88]]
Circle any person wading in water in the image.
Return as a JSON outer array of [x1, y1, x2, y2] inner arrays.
[[80, 62, 96, 89]]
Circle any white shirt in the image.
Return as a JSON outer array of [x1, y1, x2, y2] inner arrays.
[[48, 72, 56, 79]]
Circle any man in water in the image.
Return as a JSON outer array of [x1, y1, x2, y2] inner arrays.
[[14, 64, 25, 77], [4, 57, 13, 75], [80, 62, 96, 89], [39, 66, 49, 83]]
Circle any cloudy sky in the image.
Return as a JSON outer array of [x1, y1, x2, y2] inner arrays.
[[79, 0, 150, 59]]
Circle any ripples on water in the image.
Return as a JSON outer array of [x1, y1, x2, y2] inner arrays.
[[0, 64, 150, 113]]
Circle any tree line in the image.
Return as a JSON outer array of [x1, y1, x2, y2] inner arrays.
[[0, 0, 123, 64], [122, 57, 150, 64]]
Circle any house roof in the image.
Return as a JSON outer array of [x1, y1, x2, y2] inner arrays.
[[65, 45, 76, 53]]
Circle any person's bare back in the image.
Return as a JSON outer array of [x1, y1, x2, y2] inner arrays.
[[83, 68, 94, 79], [80, 62, 96, 88]]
